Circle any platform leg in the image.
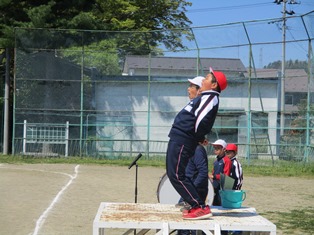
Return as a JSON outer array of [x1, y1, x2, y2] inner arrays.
[[214, 224, 221, 235], [162, 222, 169, 235], [93, 225, 103, 235], [202, 230, 214, 235]]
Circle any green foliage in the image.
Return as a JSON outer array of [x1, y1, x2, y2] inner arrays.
[[278, 99, 314, 161], [264, 59, 309, 73], [61, 39, 121, 75], [26, 1, 54, 28], [298, 99, 314, 116], [68, 12, 99, 30], [0, 0, 192, 50]]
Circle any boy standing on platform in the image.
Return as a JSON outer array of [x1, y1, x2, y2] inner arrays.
[[166, 68, 228, 220], [176, 76, 210, 234]]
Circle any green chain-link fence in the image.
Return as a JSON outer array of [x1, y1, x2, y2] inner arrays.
[[13, 11, 314, 162]]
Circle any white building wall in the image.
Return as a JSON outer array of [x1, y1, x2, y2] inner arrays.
[[94, 78, 279, 155]]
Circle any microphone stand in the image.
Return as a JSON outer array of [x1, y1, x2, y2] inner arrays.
[[128, 153, 142, 235], [132, 164, 139, 235], [135, 163, 138, 203]]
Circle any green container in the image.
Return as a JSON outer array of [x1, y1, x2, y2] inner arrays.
[[219, 190, 246, 209]]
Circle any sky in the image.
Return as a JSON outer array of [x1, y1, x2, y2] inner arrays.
[[173, 0, 314, 67], [186, 0, 314, 27]]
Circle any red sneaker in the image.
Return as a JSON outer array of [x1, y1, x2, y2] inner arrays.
[[182, 205, 212, 220], [181, 208, 189, 216]]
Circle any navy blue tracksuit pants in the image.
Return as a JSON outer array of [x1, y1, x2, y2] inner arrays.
[[166, 139, 204, 208]]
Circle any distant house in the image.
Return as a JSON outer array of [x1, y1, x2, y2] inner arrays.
[[122, 55, 247, 78], [244, 68, 310, 112]]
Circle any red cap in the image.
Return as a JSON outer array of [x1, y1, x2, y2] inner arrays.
[[210, 67, 227, 91], [225, 143, 238, 152]]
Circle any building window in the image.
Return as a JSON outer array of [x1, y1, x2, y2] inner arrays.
[[285, 94, 293, 105], [129, 69, 135, 76]]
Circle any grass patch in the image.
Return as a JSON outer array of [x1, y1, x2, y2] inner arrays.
[[0, 154, 165, 168], [264, 208, 314, 234], [1, 154, 314, 178], [242, 163, 314, 178]]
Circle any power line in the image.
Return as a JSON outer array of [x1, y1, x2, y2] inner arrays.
[[286, 27, 308, 54], [187, 1, 313, 15], [187, 2, 273, 14]]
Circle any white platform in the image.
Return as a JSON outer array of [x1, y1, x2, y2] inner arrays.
[[93, 202, 276, 235]]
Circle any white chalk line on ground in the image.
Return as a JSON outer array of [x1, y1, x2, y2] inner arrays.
[[31, 164, 80, 235], [0, 164, 75, 178]]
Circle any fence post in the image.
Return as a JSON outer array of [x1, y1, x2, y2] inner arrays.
[[65, 121, 69, 157], [23, 120, 27, 154]]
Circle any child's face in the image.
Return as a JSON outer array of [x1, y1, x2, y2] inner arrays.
[[200, 73, 218, 91], [213, 145, 225, 157], [187, 83, 200, 100], [226, 150, 236, 158]]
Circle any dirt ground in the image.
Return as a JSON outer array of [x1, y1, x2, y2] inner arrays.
[[0, 163, 313, 235]]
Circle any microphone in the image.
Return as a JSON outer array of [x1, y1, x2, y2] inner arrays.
[[128, 153, 142, 169]]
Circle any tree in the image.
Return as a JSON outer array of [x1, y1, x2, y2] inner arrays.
[[264, 59, 309, 73], [61, 39, 121, 75], [0, 0, 192, 50], [279, 100, 314, 161], [1, 0, 193, 97], [1, 0, 193, 154]]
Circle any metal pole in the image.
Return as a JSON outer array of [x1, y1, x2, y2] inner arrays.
[[190, 28, 200, 75], [134, 164, 139, 235], [280, 0, 287, 136], [80, 32, 84, 156], [300, 15, 312, 162], [146, 53, 151, 157], [135, 164, 138, 203], [23, 120, 26, 154], [3, 48, 10, 155], [243, 22, 252, 162]]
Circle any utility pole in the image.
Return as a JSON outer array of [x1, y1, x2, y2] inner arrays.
[[273, 0, 297, 136], [280, 0, 287, 136]]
